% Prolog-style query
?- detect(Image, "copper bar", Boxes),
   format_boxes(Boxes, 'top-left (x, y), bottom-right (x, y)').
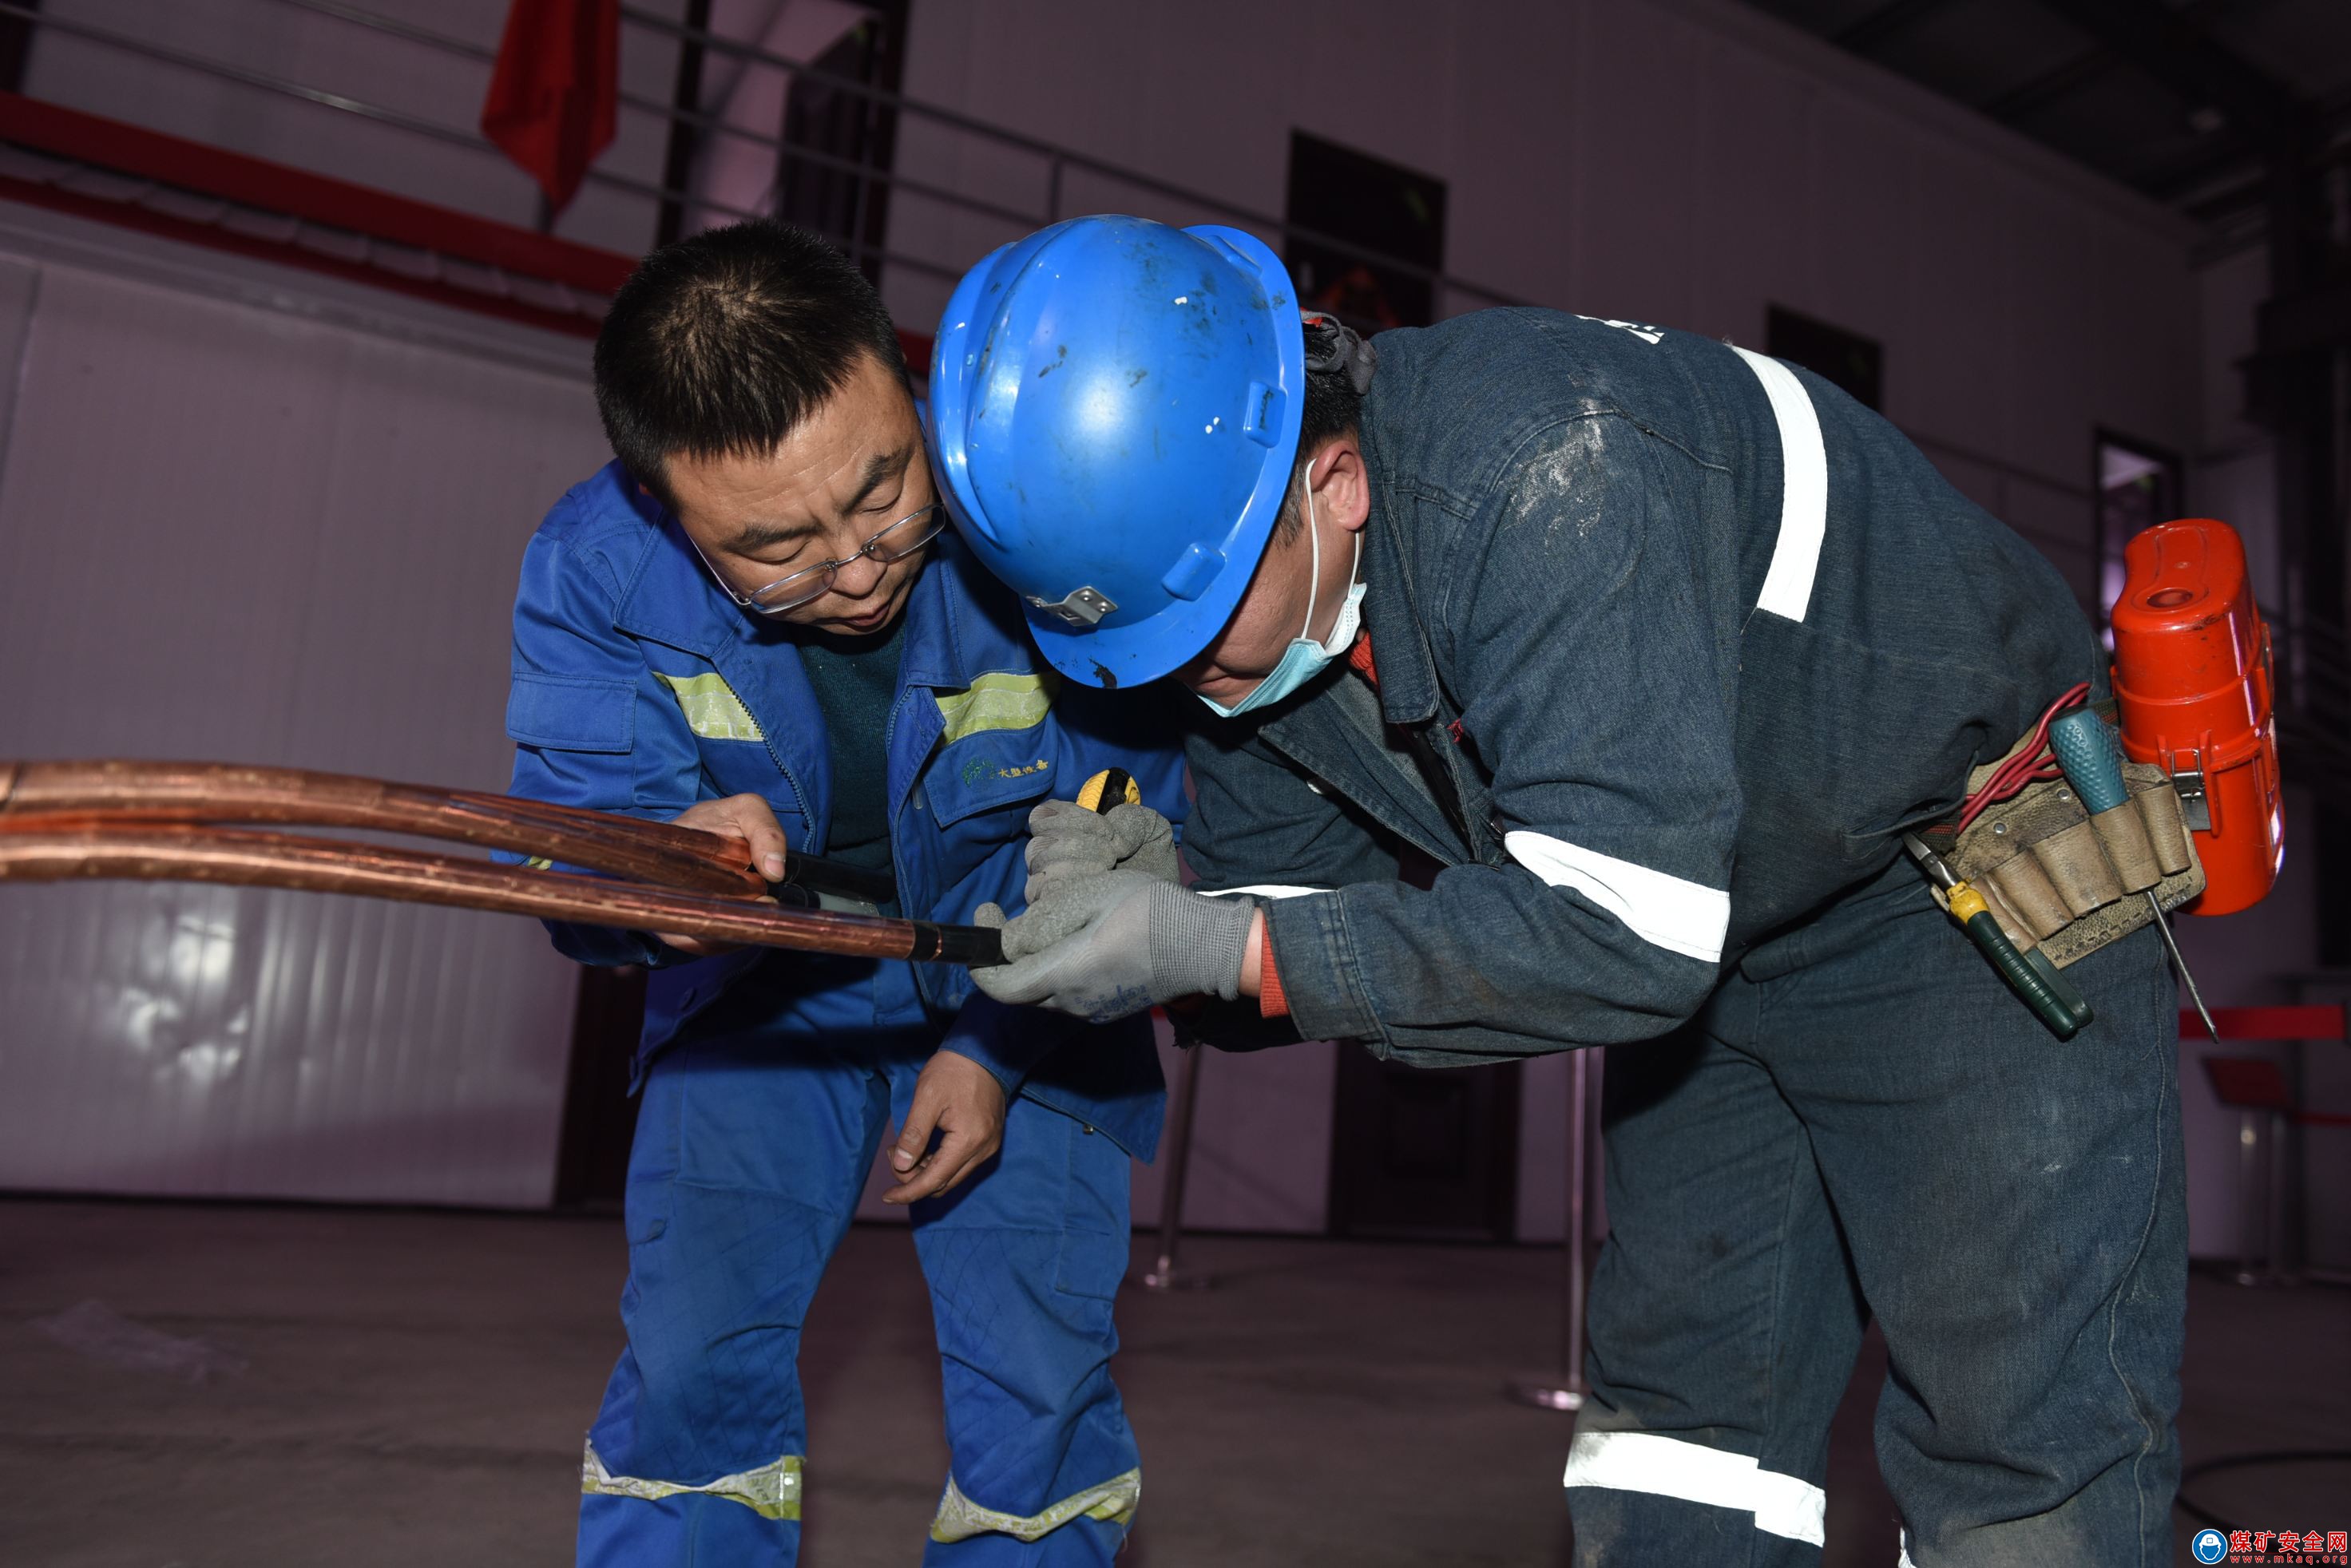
top-left (0, 823), bottom-right (1002, 966)
top-left (2, 759), bottom-right (761, 893)
top-left (0, 760), bottom-right (903, 902)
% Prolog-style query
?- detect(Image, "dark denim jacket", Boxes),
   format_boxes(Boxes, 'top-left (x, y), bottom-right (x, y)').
top-left (1181, 309), bottom-right (2100, 1067)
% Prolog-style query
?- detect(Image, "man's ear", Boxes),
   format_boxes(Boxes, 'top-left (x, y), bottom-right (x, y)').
top-left (1314, 438), bottom-right (1371, 535)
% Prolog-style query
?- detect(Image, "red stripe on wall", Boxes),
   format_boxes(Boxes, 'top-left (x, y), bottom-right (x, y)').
top-left (0, 93), bottom-right (943, 366)
top-left (2183, 1005), bottom-right (2347, 1041)
top-left (0, 91), bottom-right (634, 294)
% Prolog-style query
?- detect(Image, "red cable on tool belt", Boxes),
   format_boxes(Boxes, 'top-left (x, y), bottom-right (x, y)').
top-left (1949, 682), bottom-right (2091, 836)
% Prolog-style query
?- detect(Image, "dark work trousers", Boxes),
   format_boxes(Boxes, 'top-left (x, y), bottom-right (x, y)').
top-left (1565, 858), bottom-right (2185, 1568)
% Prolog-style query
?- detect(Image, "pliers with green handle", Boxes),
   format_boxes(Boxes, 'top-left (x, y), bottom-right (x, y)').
top-left (1903, 832), bottom-right (2094, 1040)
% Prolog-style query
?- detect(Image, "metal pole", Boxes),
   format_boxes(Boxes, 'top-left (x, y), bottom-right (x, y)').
top-left (1506, 1048), bottom-right (1595, 1410)
top-left (2234, 1107), bottom-right (2266, 1285)
top-left (2263, 1107), bottom-right (2300, 1286)
top-left (1140, 1041), bottom-right (1213, 1292)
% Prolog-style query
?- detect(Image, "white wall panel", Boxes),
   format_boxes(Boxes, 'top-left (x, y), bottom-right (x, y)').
top-left (2198, 247), bottom-right (2270, 457)
top-left (890, 0), bottom-right (2196, 506)
top-left (1692, 35), bottom-right (1814, 344)
top-left (1572, 2), bottom-right (1708, 332)
top-left (1897, 145), bottom-right (2014, 459)
top-left (0, 230), bottom-right (611, 1206)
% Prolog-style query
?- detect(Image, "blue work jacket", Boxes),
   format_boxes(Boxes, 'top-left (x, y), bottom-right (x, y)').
top-left (505, 461), bottom-right (1181, 1158)
top-left (1180, 309), bottom-right (2102, 1067)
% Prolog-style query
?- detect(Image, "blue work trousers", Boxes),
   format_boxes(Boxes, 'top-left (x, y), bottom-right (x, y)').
top-left (1567, 865), bottom-right (2186, 1567)
top-left (577, 1025), bottom-right (1139, 1566)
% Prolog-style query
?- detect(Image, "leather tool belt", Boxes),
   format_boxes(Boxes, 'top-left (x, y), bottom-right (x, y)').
top-left (1929, 729), bottom-right (2205, 969)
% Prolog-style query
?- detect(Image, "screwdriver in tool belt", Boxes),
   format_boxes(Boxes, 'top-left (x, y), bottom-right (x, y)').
top-left (2047, 707), bottom-right (2220, 1044)
top-left (1905, 832), bottom-right (2094, 1040)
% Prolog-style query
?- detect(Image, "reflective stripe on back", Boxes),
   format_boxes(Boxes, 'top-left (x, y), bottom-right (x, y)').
top-left (1730, 346), bottom-right (1828, 624)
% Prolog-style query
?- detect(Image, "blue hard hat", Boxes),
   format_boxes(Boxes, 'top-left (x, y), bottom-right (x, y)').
top-left (928, 215), bottom-right (1306, 689)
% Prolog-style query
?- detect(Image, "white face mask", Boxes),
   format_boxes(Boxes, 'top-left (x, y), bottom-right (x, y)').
top-left (1196, 481), bottom-right (1365, 719)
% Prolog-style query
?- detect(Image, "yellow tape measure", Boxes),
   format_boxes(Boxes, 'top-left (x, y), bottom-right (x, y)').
top-left (1075, 768), bottom-right (1141, 814)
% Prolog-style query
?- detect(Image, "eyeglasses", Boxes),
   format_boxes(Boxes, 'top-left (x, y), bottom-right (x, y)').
top-left (688, 502), bottom-right (947, 616)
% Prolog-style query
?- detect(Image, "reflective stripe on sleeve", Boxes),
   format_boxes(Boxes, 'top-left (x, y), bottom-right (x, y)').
top-left (930, 1467), bottom-right (1140, 1544)
top-left (652, 671), bottom-right (766, 742)
top-left (1730, 346), bottom-right (1828, 624)
top-left (1561, 1431), bottom-right (1825, 1546)
top-left (1503, 830), bottom-right (1730, 964)
top-left (581, 1439), bottom-right (802, 1521)
top-left (934, 671), bottom-right (1058, 744)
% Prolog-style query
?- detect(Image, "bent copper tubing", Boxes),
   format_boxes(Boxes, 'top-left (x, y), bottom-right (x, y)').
top-left (0, 823), bottom-right (1004, 967)
top-left (0, 758), bottom-right (896, 906)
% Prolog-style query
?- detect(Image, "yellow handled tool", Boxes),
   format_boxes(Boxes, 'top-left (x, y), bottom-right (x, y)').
top-left (1075, 767), bottom-right (1140, 814)
top-left (1906, 833), bottom-right (2095, 1040)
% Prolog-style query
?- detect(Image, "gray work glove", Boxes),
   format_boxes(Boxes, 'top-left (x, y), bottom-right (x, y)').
top-left (972, 870), bottom-right (1257, 1024)
top-left (1020, 799), bottom-right (1180, 901)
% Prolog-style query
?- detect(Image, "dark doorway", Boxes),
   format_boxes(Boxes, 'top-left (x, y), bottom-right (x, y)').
top-left (771, 0), bottom-right (906, 286)
top-left (553, 964), bottom-right (646, 1209)
top-left (2093, 431), bottom-right (2184, 635)
top-left (1766, 305), bottom-right (1883, 411)
top-left (1329, 1051), bottom-right (1522, 1241)
top-left (0, 0), bottom-right (36, 95)
top-left (1285, 131), bottom-right (1446, 332)
top-left (1326, 848), bottom-right (1520, 1242)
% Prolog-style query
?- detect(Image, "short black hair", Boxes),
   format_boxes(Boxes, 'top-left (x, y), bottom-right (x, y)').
top-left (593, 220), bottom-right (906, 512)
top-left (1275, 362), bottom-right (1365, 541)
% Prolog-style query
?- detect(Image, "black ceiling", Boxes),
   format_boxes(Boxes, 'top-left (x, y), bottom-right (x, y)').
top-left (1734, 0), bottom-right (2351, 244)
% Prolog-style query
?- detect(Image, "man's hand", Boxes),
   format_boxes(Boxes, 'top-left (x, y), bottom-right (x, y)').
top-left (882, 1049), bottom-right (1006, 1204)
top-left (1021, 799), bottom-right (1179, 900)
top-left (971, 871), bottom-right (1258, 1023)
top-left (655, 794), bottom-right (789, 956)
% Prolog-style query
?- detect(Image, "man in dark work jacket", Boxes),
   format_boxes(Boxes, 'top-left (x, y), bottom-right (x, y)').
top-left (926, 215), bottom-right (2183, 1568)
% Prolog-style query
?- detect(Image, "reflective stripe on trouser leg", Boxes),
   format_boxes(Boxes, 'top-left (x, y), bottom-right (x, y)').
top-left (1562, 1431), bottom-right (1826, 1546)
top-left (582, 1438), bottom-right (803, 1521)
top-left (931, 1468), bottom-right (1140, 1545)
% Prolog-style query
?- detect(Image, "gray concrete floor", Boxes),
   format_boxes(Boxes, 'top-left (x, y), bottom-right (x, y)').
top-left (0, 1200), bottom-right (2343, 1566)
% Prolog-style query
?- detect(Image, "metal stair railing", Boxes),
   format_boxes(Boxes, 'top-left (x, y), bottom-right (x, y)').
top-left (2277, 608), bottom-right (2351, 810)
top-left (0, 0), bottom-right (1524, 315)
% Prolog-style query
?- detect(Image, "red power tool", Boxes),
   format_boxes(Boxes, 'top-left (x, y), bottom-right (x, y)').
top-left (2107, 518), bottom-right (2285, 916)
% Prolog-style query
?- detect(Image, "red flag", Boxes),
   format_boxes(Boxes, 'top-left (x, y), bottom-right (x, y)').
top-left (481, 0), bottom-right (620, 214)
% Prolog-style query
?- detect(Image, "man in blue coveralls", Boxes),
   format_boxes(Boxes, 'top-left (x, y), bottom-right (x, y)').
top-left (502, 220), bottom-right (1183, 1566)
top-left (929, 217), bottom-right (2185, 1568)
